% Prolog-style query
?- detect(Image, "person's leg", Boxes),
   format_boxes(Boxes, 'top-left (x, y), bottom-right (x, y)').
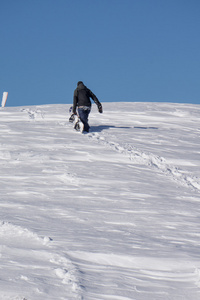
top-left (78, 108), bottom-right (90, 132)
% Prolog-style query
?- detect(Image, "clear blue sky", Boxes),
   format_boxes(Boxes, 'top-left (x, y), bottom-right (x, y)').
top-left (1, 0), bottom-right (200, 107)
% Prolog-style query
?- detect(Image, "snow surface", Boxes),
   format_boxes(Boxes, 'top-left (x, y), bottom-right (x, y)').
top-left (0, 102), bottom-right (200, 300)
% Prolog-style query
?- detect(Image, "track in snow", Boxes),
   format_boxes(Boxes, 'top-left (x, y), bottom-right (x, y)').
top-left (88, 131), bottom-right (200, 192)
top-left (0, 221), bottom-right (83, 300)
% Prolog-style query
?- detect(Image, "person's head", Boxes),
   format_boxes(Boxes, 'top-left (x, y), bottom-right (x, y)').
top-left (77, 81), bottom-right (83, 86)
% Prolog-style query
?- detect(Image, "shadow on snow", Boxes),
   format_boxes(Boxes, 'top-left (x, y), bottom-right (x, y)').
top-left (90, 125), bottom-right (158, 132)
top-left (134, 126), bottom-right (158, 130)
top-left (90, 125), bottom-right (131, 132)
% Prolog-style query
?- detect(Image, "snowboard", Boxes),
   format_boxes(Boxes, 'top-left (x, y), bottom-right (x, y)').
top-left (69, 107), bottom-right (84, 133)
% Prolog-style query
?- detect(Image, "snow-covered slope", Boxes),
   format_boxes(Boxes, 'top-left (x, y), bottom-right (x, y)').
top-left (0, 102), bottom-right (200, 300)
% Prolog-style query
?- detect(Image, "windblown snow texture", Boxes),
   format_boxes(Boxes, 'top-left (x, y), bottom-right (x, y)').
top-left (0, 102), bottom-right (200, 300)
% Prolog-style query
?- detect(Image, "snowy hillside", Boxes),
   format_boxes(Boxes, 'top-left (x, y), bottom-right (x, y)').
top-left (0, 102), bottom-right (200, 300)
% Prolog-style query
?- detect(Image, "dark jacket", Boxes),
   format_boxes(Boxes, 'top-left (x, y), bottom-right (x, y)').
top-left (73, 82), bottom-right (102, 114)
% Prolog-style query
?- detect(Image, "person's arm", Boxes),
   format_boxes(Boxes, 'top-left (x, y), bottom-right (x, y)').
top-left (88, 89), bottom-right (103, 113)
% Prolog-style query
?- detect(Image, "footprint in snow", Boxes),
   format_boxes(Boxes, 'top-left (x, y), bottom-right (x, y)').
top-left (0, 221), bottom-right (82, 300)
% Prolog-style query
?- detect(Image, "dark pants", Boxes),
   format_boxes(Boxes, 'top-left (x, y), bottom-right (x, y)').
top-left (78, 107), bottom-right (91, 132)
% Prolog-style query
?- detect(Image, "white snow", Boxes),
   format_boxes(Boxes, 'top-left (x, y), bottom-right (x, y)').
top-left (0, 102), bottom-right (200, 300)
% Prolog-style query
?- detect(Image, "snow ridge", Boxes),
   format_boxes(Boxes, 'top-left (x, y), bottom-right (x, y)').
top-left (88, 132), bottom-right (200, 192)
top-left (0, 221), bottom-right (83, 300)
